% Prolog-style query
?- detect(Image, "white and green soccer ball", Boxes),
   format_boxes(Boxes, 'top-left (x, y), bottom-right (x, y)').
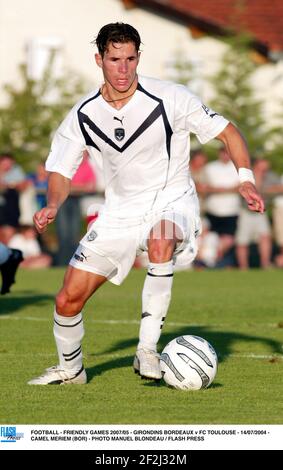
top-left (160, 335), bottom-right (218, 390)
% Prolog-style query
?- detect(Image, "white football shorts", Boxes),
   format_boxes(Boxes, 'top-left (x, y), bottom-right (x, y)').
top-left (70, 190), bottom-right (201, 285)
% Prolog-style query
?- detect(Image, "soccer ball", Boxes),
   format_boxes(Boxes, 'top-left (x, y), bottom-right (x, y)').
top-left (160, 335), bottom-right (218, 390)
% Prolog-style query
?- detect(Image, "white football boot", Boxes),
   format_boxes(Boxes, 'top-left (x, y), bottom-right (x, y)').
top-left (28, 365), bottom-right (87, 385)
top-left (133, 349), bottom-right (162, 380)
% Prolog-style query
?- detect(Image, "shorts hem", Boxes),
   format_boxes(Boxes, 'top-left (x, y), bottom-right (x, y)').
top-left (78, 243), bottom-right (124, 285)
top-left (69, 260), bottom-right (109, 278)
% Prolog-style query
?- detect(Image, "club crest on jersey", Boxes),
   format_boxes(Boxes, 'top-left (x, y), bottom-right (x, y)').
top-left (114, 128), bottom-right (125, 141)
top-left (87, 230), bottom-right (97, 241)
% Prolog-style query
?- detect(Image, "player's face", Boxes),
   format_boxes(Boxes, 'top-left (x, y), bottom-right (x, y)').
top-left (95, 41), bottom-right (140, 93)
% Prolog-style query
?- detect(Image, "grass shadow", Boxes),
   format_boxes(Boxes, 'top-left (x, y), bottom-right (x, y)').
top-left (0, 293), bottom-right (54, 315)
top-left (85, 324), bottom-right (282, 382)
top-left (102, 325), bottom-right (282, 363)
top-left (86, 355), bottom-right (133, 382)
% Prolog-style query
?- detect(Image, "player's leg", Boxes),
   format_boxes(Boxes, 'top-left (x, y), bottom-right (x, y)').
top-left (134, 220), bottom-right (180, 380)
top-left (235, 244), bottom-right (249, 269)
top-left (28, 248), bottom-right (116, 385)
top-left (273, 205), bottom-right (283, 267)
top-left (53, 265), bottom-right (108, 381)
top-left (258, 234), bottom-right (272, 269)
top-left (235, 210), bottom-right (251, 270)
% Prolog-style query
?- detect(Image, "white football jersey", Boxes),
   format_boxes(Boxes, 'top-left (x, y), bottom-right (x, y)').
top-left (46, 75), bottom-right (228, 216)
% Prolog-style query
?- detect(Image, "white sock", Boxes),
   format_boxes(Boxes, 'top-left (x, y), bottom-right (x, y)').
top-left (137, 260), bottom-right (173, 352)
top-left (53, 310), bottom-right (84, 374)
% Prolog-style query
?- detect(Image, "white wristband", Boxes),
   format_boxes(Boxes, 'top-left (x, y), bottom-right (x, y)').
top-left (238, 168), bottom-right (255, 184)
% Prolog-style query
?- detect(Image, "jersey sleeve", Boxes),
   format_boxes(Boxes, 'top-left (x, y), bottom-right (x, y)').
top-left (175, 85), bottom-right (229, 144)
top-left (45, 106), bottom-right (86, 179)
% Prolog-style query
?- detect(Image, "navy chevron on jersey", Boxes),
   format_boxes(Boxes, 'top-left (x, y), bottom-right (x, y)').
top-left (46, 75), bottom-right (229, 216)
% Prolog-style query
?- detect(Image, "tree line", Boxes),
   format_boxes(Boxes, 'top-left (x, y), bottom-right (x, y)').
top-left (0, 37), bottom-right (282, 172)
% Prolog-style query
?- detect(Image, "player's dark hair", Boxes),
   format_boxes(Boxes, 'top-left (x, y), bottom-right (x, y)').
top-left (94, 22), bottom-right (141, 57)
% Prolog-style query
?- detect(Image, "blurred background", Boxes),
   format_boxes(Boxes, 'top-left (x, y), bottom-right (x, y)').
top-left (1, 0), bottom-right (283, 269)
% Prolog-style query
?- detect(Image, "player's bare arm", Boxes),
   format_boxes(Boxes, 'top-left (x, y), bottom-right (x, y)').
top-left (33, 172), bottom-right (71, 233)
top-left (216, 122), bottom-right (265, 213)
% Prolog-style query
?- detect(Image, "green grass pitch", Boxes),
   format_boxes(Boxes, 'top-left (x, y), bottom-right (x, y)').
top-left (0, 268), bottom-right (282, 424)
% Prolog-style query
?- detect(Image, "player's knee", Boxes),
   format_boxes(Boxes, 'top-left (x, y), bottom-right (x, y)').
top-left (55, 290), bottom-right (84, 316)
top-left (148, 239), bottom-right (175, 263)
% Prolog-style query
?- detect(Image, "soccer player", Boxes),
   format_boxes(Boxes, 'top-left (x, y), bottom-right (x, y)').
top-left (0, 242), bottom-right (23, 295)
top-left (28, 22), bottom-right (264, 385)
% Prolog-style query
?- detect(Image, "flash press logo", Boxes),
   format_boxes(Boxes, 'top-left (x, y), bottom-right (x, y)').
top-left (0, 426), bottom-right (24, 442)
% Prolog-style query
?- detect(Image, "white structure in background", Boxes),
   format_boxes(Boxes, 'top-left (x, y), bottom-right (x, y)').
top-left (165, 52), bottom-right (204, 96)
top-left (0, 0), bottom-right (282, 118)
top-left (26, 37), bottom-right (63, 81)
top-left (26, 37), bottom-right (63, 103)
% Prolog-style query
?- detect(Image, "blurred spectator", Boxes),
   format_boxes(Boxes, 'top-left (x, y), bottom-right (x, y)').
top-left (273, 182), bottom-right (283, 267)
top-left (0, 153), bottom-right (26, 188)
top-left (8, 225), bottom-right (52, 269)
top-left (203, 147), bottom-right (240, 267)
top-left (235, 158), bottom-right (278, 269)
top-left (0, 153), bottom-right (27, 242)
top-left (257, 163), bottom-right (283, 268)
top-left (0, 241), bottom-right (23, 294)
top-left (55, 151), bottom-right (97, 265)
top-left (28, 162), bottom-right (48, 209)
top-left (190, 149), bottom-right (208, 215)
top-left (19, 183), bottom-right (37, 226)
top-left (194, 217), bottom-right (220, 269)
